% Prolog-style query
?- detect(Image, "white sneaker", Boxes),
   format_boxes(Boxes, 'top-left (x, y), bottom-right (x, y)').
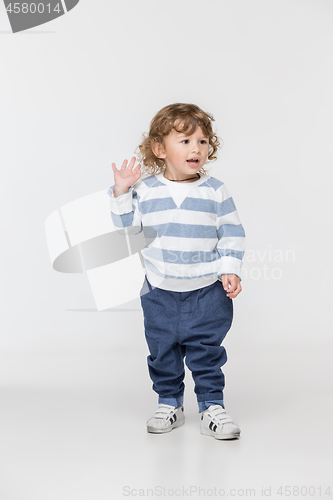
top-left (147, 404), bottom-right (185, 434)
top-left (200, 404), bottom-right (241, 440)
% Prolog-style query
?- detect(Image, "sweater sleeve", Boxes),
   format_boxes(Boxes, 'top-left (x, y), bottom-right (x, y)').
top-left (107, 185), bottom-right (143, 235)
top-left (216, 183), bottom-right (246, 281)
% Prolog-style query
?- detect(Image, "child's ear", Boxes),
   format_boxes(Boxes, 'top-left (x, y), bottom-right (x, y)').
top-left (152, 142), bottom-right (166, 159)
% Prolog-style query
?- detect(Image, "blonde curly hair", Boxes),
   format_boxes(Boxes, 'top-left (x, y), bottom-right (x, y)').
top-left (136, 103), bottom-right (222, 178)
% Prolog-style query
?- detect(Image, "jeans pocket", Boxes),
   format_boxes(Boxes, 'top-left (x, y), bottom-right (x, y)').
top-left (140, 285), bottom-right (163, 320)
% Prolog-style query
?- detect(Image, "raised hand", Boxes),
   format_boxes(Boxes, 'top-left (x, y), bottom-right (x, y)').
top-left (111, 157), bottom-right (142, 196)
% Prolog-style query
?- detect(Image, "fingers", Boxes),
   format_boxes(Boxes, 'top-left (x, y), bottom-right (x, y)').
top-left (221, 275), bottom-right (229, 290)
top-left (117, 157), bottom-right (139, 171)
top-left (221, 274), bottom-right (242, 299)
top-left (128, 156), bottom-right (136, 169)
top-left (226, 282), bottom-right (242, 298)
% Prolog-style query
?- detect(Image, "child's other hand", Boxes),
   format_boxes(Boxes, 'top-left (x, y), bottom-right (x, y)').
top-left (111, 156), bottom-right (141, 190)
top-left (221, 274), bottom-right (242, 298)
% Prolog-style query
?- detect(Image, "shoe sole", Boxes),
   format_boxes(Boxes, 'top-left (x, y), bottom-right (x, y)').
top-left (147, 417), bottom-right (185, 434)
top-left (200, 426), bottom-right (240, 440)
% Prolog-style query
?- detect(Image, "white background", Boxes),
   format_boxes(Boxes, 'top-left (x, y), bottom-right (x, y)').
top-left (0, 1), bottom-right (332, 499)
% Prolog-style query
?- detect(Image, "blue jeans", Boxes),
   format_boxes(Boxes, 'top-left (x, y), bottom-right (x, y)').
top-left (140, 276), bottom-right (233, 412)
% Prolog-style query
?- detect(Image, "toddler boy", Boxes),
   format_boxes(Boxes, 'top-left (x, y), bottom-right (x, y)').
top-left (108, 103), bottom-right (245, 439)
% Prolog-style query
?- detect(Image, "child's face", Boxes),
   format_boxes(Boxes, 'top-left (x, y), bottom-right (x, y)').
top-left (154, 123), bottom-right (209, 179)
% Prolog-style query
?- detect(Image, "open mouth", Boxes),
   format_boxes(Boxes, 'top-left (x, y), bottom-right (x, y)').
top-left (187, 158), bottom-right (199, 164)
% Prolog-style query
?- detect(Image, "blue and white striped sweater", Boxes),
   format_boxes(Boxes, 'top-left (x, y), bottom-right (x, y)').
top-left (107, 172), bottom-right (246, 292)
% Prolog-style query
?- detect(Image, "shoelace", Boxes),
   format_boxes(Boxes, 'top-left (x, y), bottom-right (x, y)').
top-left (154, 404), bottom-right (176, 420)
top-left (206, 405), bottom-right (234, 426)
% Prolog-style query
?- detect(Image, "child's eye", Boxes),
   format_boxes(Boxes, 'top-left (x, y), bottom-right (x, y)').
top-left (181, 139), bottom-right (208, 144)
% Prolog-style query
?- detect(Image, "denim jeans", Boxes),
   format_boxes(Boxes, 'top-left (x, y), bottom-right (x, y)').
top-left (140, 276), bottom-right (233, 412)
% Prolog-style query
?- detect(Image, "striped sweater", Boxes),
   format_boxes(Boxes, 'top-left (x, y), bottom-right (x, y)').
top-left (107, 171), bottom-right (246, 292)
